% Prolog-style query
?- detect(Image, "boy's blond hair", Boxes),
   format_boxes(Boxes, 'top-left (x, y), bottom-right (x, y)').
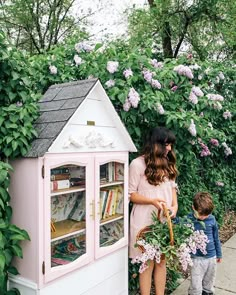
top-left (193, 192), bottom-right (214, 216)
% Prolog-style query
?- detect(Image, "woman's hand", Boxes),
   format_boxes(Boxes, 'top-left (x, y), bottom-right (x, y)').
top-left (169, 205), bottom-right (178, 218)
top-left (151, 198), bottom-right (166, 210)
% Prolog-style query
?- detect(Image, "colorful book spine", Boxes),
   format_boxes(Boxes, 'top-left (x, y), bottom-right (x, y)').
top-left (51, 179), bottom-right (70, 191)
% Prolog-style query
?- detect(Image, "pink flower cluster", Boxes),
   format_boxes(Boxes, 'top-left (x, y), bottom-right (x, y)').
top-left (131, 239), bottom-right (162, 273)
top-left (188, 86), bottom-right (204, 105)
top-left (210, 139), bottom-right (219, 146)
top-left (123, 88), bottom-right (140, 111)
top-left (106, 61), bottom-right (119, 74)
top-left (174, 65), bottom-right (194, 79)
top-left (142, 69), bottom-right (161, 89)
top-left (206, 93), bottom-right (224, 101)
top-left (200, 142), bottom-right (211, 157)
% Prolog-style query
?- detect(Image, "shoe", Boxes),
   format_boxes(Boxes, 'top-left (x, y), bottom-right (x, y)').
top-left (202, 292), bottom-right (213, 295)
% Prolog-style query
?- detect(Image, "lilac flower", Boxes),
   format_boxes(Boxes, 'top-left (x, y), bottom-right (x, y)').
top-left (174, 65), bottom-right (194, 79)
top-left (189, 64), bottom-right (201, 70)
top-left (171, 85), bottom-right (178, 92)
top-left (188, 230), bottom-right (209, 255)
top-left (206, 93), bottom-right (224, 101)
top-left (123, 98), bottom-right (131, 112)
top-left (223, 111), bottom-right (232, 119)
top-left (123, 68), bottom-right (133, 79)
top-left (16, 101), bottom-right (23, 107)
top-left (105, 79), bottom-right (115, 88)
top-left (216, 181), bottom-right (224, 187)
top-left (189, 92), bottom-right (198, 104)
top-left (106, 61), bottom-right (119, 74)
top-left (151, 79), bottom-right (162, 89)
top-left (192, 86), bottom-right (204, 97)
top-left (199, 112), bottom-right (204, 117)
top-left (188, 119), bottom-right (197, 136)
top-left (213, 102), bottom-right (223, 110)
top-left (200, 143), bottom-right (211, 157)
top-left (74, 55), bottom-right (83, 66)
top-left (218, 72), bottom-right (225, 80)
top-left (75, 41), bottom-right (93, 53)
top-left (156, 103), bottom-right (165, 114)
top-left (198, 75), bottom-right (203, 80)
top-left (210, 139), bottom-right (219, 146)
top-left (49, 65), bottom-right (57, 75)
top-left (222, 142), bottom-right (232, 156)
top-left (150, 59), bottom-right (163, 68)
top-left (208, 123), bottom-right (213, 130)
top-left (128, 88), bottom-right (140, 108)
top-left (142, 69), bottom-right (153, 83)
top-left (177, 243), bottom-right (193, 271)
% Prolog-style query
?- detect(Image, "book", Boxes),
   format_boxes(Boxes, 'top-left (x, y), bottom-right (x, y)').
top-left (100, 189), bottom-right (109, 219)
top-left (50, 173), bottom-right (70, 181)
top-left (115, 186), bottom-right (124, 214)
top-left (70, 177), bottom-right (85, 187)
top-left (114, 162), bottom-right (124, 181)
top-left (103, 190), bottom-right (113, 219)
top-left (111, 188), bottom-right (119, 215)
top-left (51, 179), bottom-right (70, 191)
top-left (51, 167), bottom-right (69, 175)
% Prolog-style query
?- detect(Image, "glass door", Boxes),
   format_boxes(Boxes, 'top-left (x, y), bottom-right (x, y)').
top-left (44, 155), bottom-right (94, 282)
top-left (95, 154), bottom-right (128, 259)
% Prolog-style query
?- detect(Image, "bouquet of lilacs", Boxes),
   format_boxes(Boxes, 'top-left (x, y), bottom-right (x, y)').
top-left (131, 212), bottom-right (209, 273)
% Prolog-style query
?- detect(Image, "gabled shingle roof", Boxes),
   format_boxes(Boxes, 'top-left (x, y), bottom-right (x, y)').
top-left (26, 78), bottom-right (98, 157)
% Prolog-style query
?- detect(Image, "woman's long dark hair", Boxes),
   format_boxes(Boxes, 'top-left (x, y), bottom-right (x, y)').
top-left (142, 126), bottom-right (178, 185)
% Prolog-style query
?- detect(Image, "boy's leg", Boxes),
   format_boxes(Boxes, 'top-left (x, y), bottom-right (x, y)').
top-left (202, 257), bottom-right (217, 294)
top-left (188, 258), bottom-right (207, 295)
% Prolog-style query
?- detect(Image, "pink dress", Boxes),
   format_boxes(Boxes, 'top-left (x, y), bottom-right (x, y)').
top-left (129, 156), bottom-right (178, 259)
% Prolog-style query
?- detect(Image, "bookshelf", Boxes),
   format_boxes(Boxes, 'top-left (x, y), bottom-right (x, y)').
top-left (8, 79), bottom-right (136, 295)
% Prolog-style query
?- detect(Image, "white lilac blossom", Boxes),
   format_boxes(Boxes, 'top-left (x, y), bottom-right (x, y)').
top-left (189, 64), bottom-right (201, 70)
top-left (123, 68), bottom-right (133, 79)
top-left (156, 103), bottom-right (165, 114)
top-left (74, 55), bottom-right (83, 66)
top-left (174, 65), bottom-right (194, 79)
top-left (208, 123), bottom-right (213, 130)
top-left (218, 72), bottom-right (225, 80)
top-left (198, 75), bottom-right (203, 80)
top-left (128, 88), bottom-right (140, 108)
top-left (123, 98), bottom-right (131, 112)
top-left (213, 102), bottom-right (223, 110)
top-left (177, 243), bottom-right (193, 271)
top-left (188, 230), bottom-right (209, 255)
top-left (105, 79), bottom-right (115, 88)
top-left (188, 92), bottom-right (198, 104)
top-left (106, 61), bottom-right (119, 74)
top-left (131, 239), bottom-right (162, 273)
top-left (210, 139), bottom-right (219, 146)
top-left (204, 68), bottom-right (211, 74)
top-left (216, 181), bottom-right (224, 187)
top-left (16, 101), bottom-right (23, 107)
top-left (74, 41), bottom-right (93, 53)
top-left (222, 142), bottom-right (232, 156)
top-left (200, 143), bottom-right (211, 157)
top-left (188, 119), bottom-right (197, 136)
top-left (192, 86), bottom-right (204, 97)
top-left (49, 65), bottom-right (57, 75)
top-left (223, 111), bottom-right (232, 119)
top-left (206, 93), bottom-right (224, 101)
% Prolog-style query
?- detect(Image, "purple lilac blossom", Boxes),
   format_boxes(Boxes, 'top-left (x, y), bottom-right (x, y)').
top-left (171, 85), bottom-right (178, 91)
top-left (174, 65), bottom-right (194, 79)
top-left (128, 88), bottom-right (140, 108)
top-left (150, 59), bottom-right (163, 68)
top-left (74, 42), bottom-right (93, 53)
top-left (142, 69), bottom-right (153, 83)
top-left (123, 98), bottom-right (131, 112)
top-left (206, 93), bottom-right (224, 101)
top-left (151, 79), bottom-right (162, 89)
top-left (189, 92), bottom-right (198, 104)
top-left (210, 139), bottom-right (219, 146)
top-left (106, 61), bottom-right (119, 74)
top-left (192, 86), bottom-right (204, 97)
top-left (123, 68), bottom-right (133, 79)
top-left (200, 143), bottom-right (211, 157)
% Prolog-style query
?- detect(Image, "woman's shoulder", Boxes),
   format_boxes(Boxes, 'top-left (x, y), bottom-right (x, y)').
top-left (130, 156), bottom-right (145, 169)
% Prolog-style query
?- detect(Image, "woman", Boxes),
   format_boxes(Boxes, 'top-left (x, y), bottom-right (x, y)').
top-left (129, 126), bottom-right (178, 295)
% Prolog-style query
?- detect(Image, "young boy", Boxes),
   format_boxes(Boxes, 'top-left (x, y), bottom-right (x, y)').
top-left (188, 192), bottom-right (222, 295)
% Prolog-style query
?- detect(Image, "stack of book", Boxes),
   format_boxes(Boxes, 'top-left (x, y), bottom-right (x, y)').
top-left (51, 167), bottom-right (70, 191)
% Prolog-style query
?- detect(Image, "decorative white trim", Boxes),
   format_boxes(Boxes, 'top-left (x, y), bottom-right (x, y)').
top-left (63, 131), bottom-right (115, 149)
top-left (8, 274), bottom-right (38, 290)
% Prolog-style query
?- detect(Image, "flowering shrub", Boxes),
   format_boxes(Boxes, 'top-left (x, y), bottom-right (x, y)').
top-left (131, 213), bottom-right (209, 274)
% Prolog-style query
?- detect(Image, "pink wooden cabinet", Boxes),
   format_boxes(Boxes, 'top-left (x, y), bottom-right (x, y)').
top-left (9, 79), bottom-right (136, 295)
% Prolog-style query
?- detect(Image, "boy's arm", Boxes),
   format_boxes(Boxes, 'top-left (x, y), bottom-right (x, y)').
top-left (213, 218), bottom-right (222, 261)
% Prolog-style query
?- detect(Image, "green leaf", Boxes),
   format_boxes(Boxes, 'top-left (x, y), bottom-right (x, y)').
top-left (11, 245), bottom-right (23, 258)
top-left (7, 266), bottom-right (19, 276)
top-left (0, 253), bottom-right (6, 270)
